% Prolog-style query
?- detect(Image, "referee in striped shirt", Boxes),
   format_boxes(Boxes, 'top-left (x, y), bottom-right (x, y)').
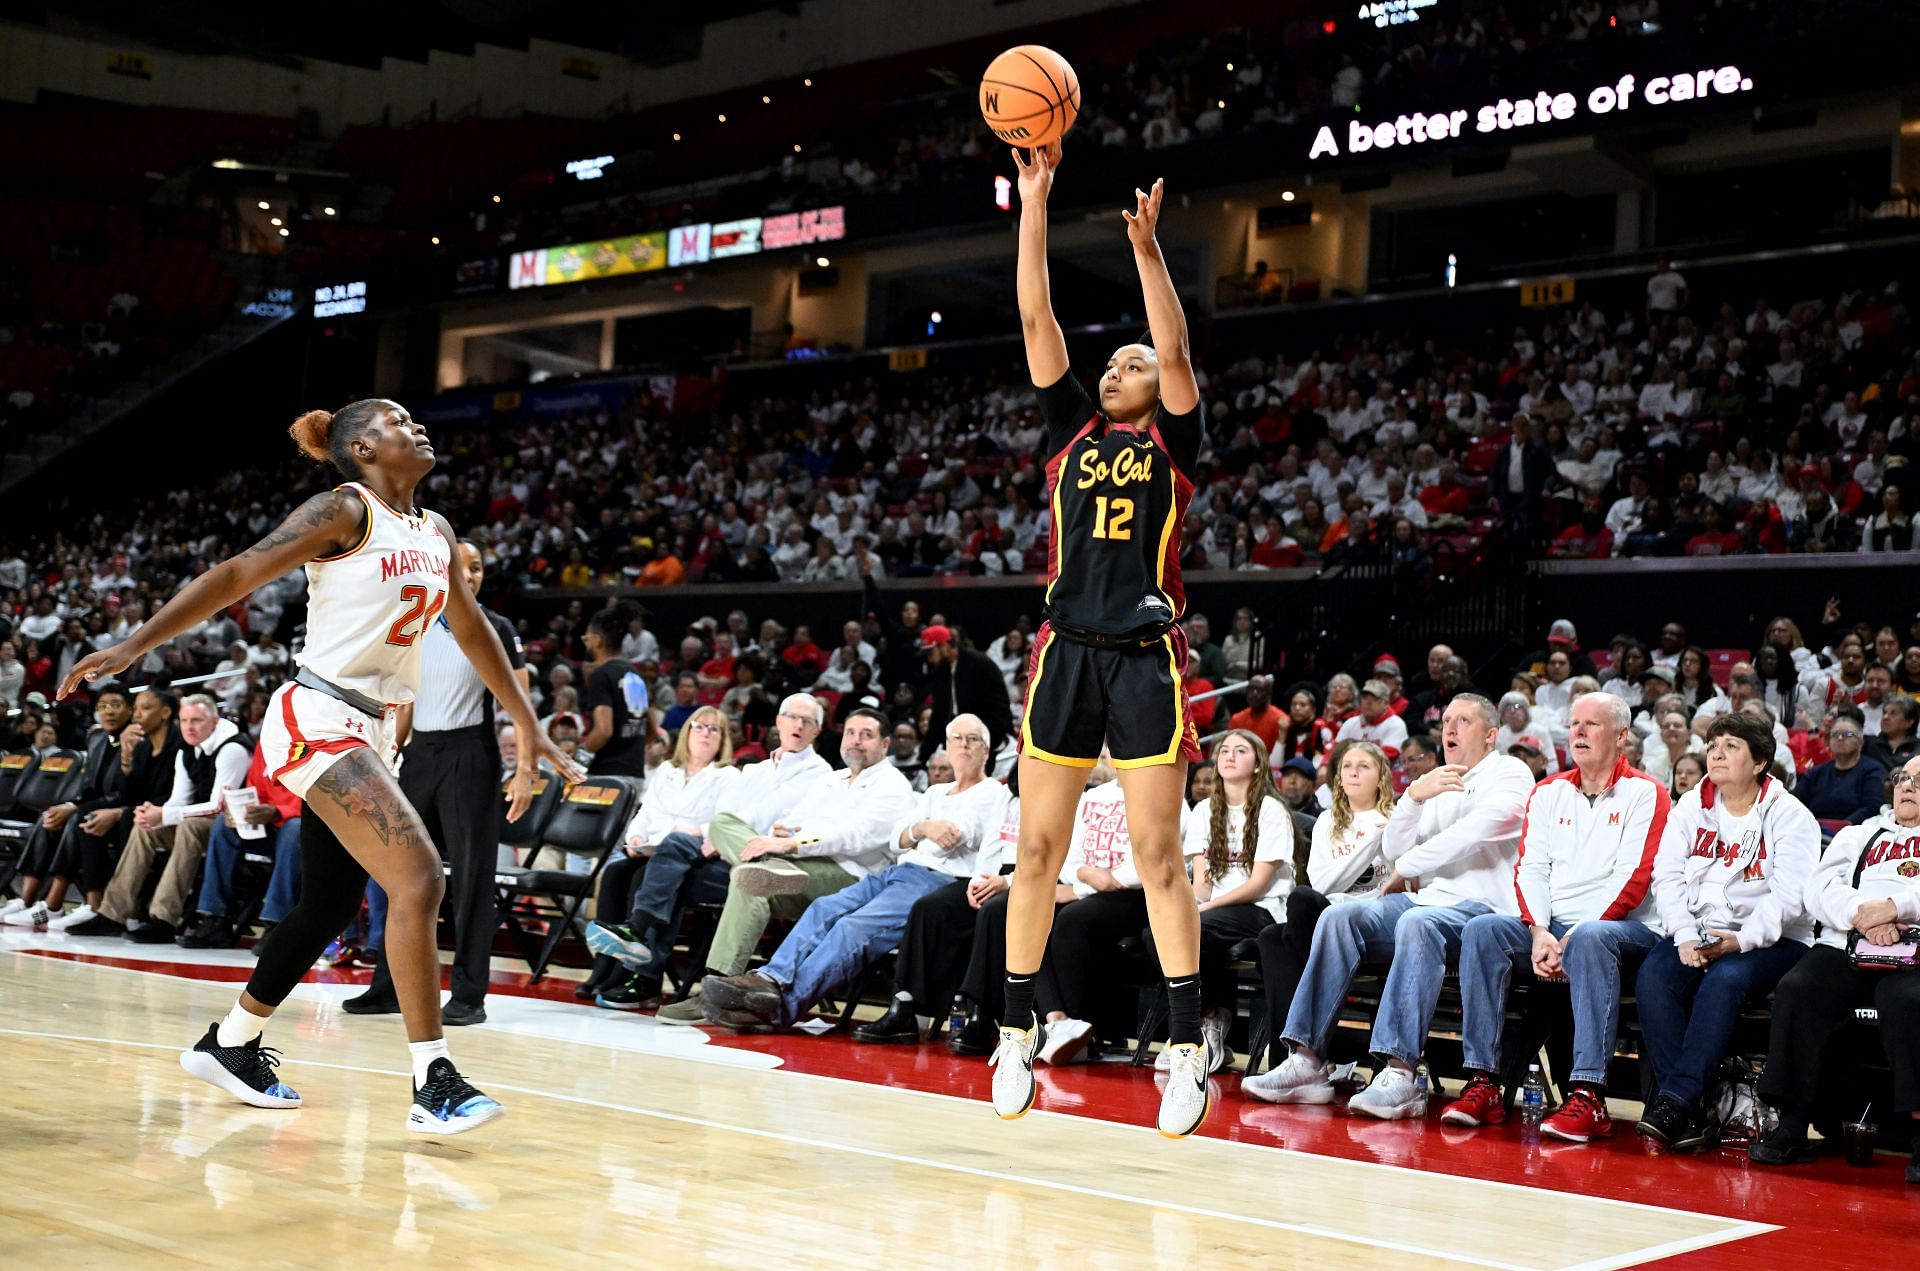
top-left (346, 539), bottom-right (527, 1026)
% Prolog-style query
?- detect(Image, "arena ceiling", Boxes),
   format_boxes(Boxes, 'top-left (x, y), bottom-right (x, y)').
top-left (16, 0), bottom-right (804, 68)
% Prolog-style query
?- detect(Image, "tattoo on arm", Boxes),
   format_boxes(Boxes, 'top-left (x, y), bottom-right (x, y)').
top-left (239, 491), bottom-right (359, 562)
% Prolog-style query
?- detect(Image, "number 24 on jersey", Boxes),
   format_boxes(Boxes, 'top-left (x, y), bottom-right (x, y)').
top-left (385, 585), bottom-right (446, 647)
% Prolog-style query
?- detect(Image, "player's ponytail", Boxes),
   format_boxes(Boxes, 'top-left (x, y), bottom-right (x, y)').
top-left (288, 398), bottom-right (390, 479)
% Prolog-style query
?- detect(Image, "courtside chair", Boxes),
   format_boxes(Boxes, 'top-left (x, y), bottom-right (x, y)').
top-left (495, 774), bottom-right (639, 981)
top-left (0, 750), bottom-right (84, 894)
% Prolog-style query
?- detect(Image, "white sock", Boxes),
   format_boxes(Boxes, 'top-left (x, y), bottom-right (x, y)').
top-left (409, 1038), bottom-right (451, 1086)
top-left (216, 1002), bottom-right (269, 1048)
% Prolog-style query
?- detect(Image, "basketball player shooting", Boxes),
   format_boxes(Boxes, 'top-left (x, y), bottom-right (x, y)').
top-left (59, 399), bottom-right (581, 1136)
top-left (991, 140), bottom-right (1211, 1137)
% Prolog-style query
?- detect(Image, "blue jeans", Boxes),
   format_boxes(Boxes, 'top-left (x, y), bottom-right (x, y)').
top-left (1635, 937), bottom-right (1807, 1104)
top-left (194, 817), bottom-right (303, 925)
top-left (366, 881), bottom-right (387, 951)
top-left (1280, 894), bottom-right (1492, 1067)
top-left (759, 862), bottom-right (954, 1027)
top-left (1459, 915), bottom-right (1661, 1087)
top-left (628, 831), bottom-right (706, 925)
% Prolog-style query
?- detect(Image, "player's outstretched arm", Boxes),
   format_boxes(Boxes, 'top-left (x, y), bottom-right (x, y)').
top-left (1012, 141), bottom-right (1069, 388)
top-left (57, 489), bottom-right (364, 699)
top-left (428, 511), bottom-right (583, 814)
top-left (1123, 178), bottom-right (1198, 416)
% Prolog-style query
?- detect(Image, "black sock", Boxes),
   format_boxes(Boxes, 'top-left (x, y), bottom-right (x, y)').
top-left (1002, 974), bottom-right (1036, 1031)
top-left (1166, 975), bottom-right (1202, 1046)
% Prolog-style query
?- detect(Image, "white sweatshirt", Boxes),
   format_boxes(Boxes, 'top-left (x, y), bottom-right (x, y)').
top-left (1805, 813), bottom-right (1920, 950)
top-left (1653, 775), bottom-right (1820, 951)
top-left (1182, 795), bottom-right (1294, 920)
top-left (1383, 751), bottom-right (1534, 914)
top-left (1059, 781), bottom-right (1182, 898)
top-left (1308, 806), bottom-right (1388, 903)
top-left (622, 761), bottom-right (741, 847)
top-left (893, 778), bottom-right (1013, 878)
top-left (976, 796), bottom-right (1020, 877)
top-left (1514, 756), bottom-right (1670, 930)
top-left (780, 761), bottom-right (917, 880)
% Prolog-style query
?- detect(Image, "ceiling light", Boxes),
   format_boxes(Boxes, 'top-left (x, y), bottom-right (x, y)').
top-left (277, 227), bottom-right (289, 237)
top-left (257, 200), bottom-right (270, 210)
top-left (431, 236), bottom-right (441, 245)
top-left (269, 217), bottom-right (282, 226)
top-left (717, 113), bottom-right (727, 123)
top-left (1281, 190), bottom-right (1296, 202)
top-left (323, 206), bottom-right (336, 216)
top-left (491, 194), bottom-right (501, 203)
top-left (672, 132), bottom-right (682, 141)
top-left (815, 256), bottom-right (830, 267)
top-left (761, 95), bottom-right (771, 104)
top-left (803, 78), bottom-right (813, 87)
top-left (1227, 62), bottom-right (1235, 71)
top-left (793, 144), bottom-right (802, 152)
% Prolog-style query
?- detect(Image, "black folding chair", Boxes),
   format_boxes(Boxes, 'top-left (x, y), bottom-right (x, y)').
top-left (0, 752), bottom-right (32, 819)
top-left (494, 774), bottom-right (639, 981)
top-left (0, 750), bottom-right (84, 891)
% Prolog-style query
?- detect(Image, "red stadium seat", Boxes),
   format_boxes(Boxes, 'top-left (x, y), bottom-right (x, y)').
top-left (1707, 649), bottom-right (1746, 688)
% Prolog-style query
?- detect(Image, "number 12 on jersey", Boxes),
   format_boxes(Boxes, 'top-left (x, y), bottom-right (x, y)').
top-left (1092, 495), bottom-right (1134, 541)
top-left (386, 584), bottom-right (447, 647)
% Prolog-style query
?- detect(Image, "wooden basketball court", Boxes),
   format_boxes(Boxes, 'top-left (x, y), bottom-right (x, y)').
top-left (0, 943), bottom-right (1800, 1269)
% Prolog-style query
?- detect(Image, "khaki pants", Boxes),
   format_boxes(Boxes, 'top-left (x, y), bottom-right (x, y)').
top-left (99, 818), bottom-right (214, 927)
top-left (704, 812), bottom-right (855, 977)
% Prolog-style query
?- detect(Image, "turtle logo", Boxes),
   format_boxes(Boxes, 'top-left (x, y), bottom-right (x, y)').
top-left (1900, 860), bottom-right (1919, 878)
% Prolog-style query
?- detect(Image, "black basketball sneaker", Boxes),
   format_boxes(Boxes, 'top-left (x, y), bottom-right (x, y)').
top-left (408, 1057), bottom-right (505, 1136)
top-left (179, 1024), bottom-right (303, 1109)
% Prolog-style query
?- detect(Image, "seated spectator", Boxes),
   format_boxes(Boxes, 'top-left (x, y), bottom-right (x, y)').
top-left (582, 705), bottom-right (742, 1008)
top-left (1254, 740), bottom-right (1393, 1068)
top-left (68, 694), bottom-right (250, 943)
top-left (1495, 690), bottom-right (1559, 775)
top-left (1867, 696), bottom-right (1920, 771)
top-left (1440, 694), bottom-right (1667, 1143)
top-left (1228, 675), bottom-right (1283, 752)
top-left (1334, 678), bottom-right (1409, 757)
top-left (1642, 708), bottom-right (1706, 787)
top-left (1245, 696), bottom-right (1531, 1116)
top-left (1160, 730), bottom-right (1292, 1070)
top-left (0, 686), bottom-right (130, 928)
top-left (689, 708), bottom-right (914, 1026)
top-left (1636, 713), bottom-right (1818, 1150)
top-left (178, 742), bottom-right (306, 948)
top-left (700, 715), bottom-right (1008, 1030)
top-left (1672, 752), bottom-right (1708, 798)
top-left (1750, 753), bottom-right (1920, 1181)
top-left (634, 697), bottom-right (834, 1021)
top-left (1276, 684), bottom-right (1333, 770)
top-left (1795, 707), bottom-right (1887, 823)
top-left (854, 779), bottom-right (1021, 1047)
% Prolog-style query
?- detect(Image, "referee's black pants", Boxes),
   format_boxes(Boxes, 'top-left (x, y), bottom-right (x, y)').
top-left (365, 725), bottom-right (502, 1006)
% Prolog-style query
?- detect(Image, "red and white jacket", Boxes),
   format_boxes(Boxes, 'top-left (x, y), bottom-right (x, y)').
top-left (1514, 755), bottom-right (1670, 930)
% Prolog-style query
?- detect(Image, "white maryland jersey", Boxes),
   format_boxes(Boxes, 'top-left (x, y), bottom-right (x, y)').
top-left (296, 481), bottom-right (452, 707)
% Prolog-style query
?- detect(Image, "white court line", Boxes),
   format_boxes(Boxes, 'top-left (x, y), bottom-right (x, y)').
top-left (2, 952), bottom-right (1777, 1266)
top-left (0, 1023), bottom-right (1767, 1271)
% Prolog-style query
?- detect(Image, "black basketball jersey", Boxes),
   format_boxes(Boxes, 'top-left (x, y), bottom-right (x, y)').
top-left (1036, 370), bottom-right (1202, 638)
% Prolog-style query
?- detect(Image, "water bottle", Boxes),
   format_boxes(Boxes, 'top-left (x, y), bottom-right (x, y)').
top-left (949, 995), bottom-right (968, 1039)
top-left (1520, 1064), bottom-right (1548, 1126)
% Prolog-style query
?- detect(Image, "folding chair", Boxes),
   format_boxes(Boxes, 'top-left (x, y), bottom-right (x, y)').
top-left (0, 750), bottom-right (84, 891)
top-left (0, 752), bottom-right (32, 818)
top-left (494, 774), bottom-right (639, 981)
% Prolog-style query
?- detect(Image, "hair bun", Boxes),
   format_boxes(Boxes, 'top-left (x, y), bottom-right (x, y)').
top-left (288, 409), bottom-right (335, 462)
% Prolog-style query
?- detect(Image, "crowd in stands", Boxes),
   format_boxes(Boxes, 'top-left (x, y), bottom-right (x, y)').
top-left (5, 582), bottom-right (1919, 1175)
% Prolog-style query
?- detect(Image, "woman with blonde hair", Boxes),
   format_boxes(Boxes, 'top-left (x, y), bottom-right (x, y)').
top-left (1166, 729), bottom-right (1294, 1072)
top-left (1248, 740), bottom-right (1394, 1075)
top-left (584, 705), bottom-right (740, 1008)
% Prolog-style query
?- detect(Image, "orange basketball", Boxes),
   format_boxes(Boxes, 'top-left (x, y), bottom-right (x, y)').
top-left (979, 45), bottom-right (1080, 149)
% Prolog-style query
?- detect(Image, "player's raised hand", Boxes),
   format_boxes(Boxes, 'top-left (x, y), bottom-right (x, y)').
top-left (1122, 177), bottom-right (1165, 247)
top-left (58, 644), bottom-right (139, 700)
top-left (1011, 140), bottom-right (1062, 203)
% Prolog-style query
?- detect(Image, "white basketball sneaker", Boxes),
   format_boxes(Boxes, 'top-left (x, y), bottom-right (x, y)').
top-left (989, 1023), bottom-right (1043, 1120)
top-left (1241, 1050), bottom-right (1336, 1104)
top-left (1157, 1041), bottom-right (1213, 1137)
top-left (1348, 1065), bottom-right (1428, 1120)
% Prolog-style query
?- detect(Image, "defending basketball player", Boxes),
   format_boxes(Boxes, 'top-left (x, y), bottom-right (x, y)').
top-left (59, 399), bottom-right (580, 1136)
top-left (992, 140), bottom-right (1211, 1137)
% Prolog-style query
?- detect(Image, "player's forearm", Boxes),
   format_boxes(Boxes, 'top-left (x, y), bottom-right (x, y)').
top-left (1132, 239), bottom-right (1190, 363)
top-left (1016, 199), bottom-right (1054, 327)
